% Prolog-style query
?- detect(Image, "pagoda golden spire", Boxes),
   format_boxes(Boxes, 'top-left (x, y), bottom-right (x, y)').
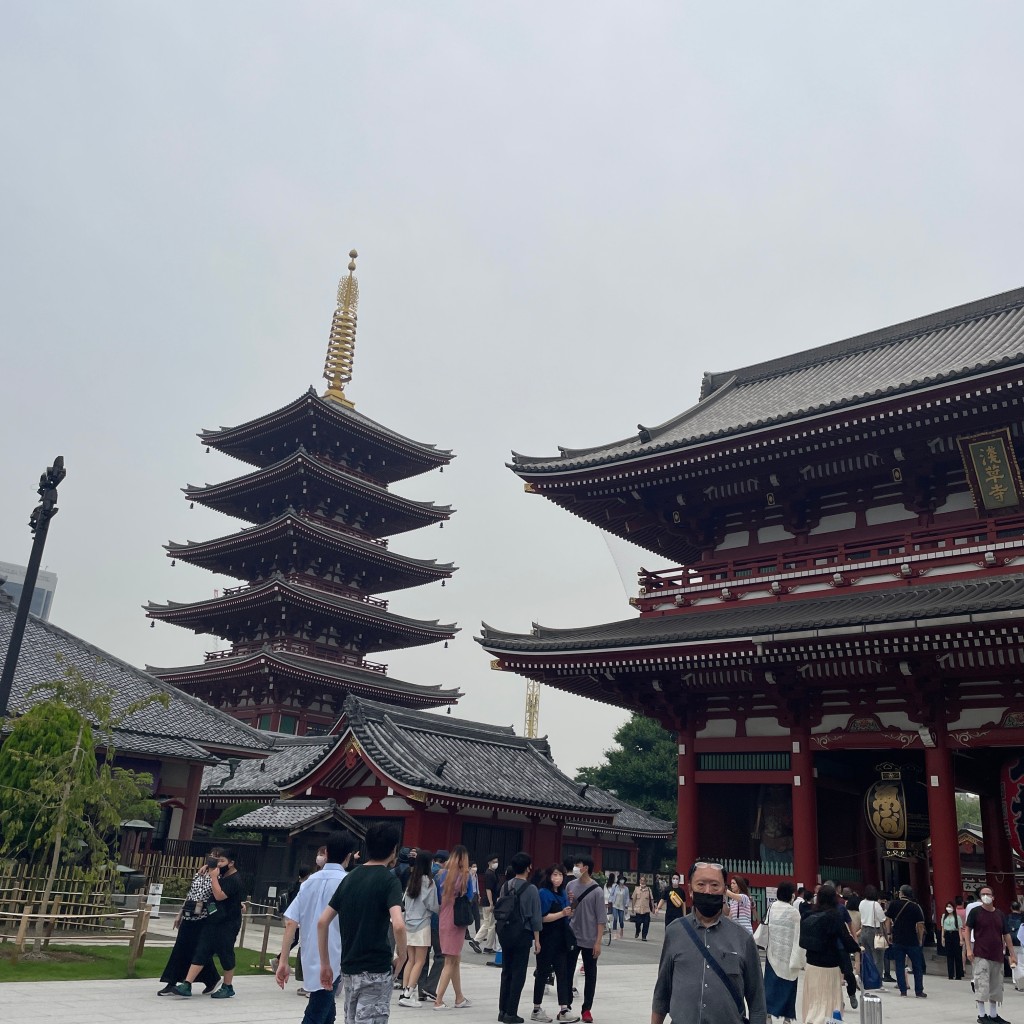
top-left (322, 249), bottom-right (360, 408)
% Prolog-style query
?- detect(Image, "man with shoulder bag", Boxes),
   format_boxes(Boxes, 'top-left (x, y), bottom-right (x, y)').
top-left (885, 884), bottom-right (927, 998)
top-left (565, 857), bottom-right (606, 1024)
top-left (651, 860), bottom-right (766, 1024)
top-left (495, 851), bottom-right (543, 1024)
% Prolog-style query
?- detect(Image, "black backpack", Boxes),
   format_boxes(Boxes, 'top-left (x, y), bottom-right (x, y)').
top-left (494, 879), bottom-right (530, 946)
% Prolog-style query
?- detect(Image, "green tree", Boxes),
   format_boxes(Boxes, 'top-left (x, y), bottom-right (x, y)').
top-left (210, 801), bottom-right (262, 840)
top-left (0, 659), bottom-right (163, 951)
top-left (575, 714), bottom-right (677, 823)
top-left (956, 792), bottom-right (980, 828)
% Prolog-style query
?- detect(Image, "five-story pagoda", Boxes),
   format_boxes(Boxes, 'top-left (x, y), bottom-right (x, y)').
top-left (146, 252), bottom-right (460, 735)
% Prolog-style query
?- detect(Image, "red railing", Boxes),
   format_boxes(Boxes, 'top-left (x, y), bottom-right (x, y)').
top-left (219, 575), bottom-right (388, 609)
top-left (637, 512), bottom-right (1024, 597)
top-left (205, 639), bottom-right (388, 674)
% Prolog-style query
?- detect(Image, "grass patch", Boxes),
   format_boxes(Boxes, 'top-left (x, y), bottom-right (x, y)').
top-left (0, 943), bottom-right (279, 983)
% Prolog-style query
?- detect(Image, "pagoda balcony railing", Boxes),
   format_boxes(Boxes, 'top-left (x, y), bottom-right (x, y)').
top-left (315, 451), bottom-right (386, 488)
top-left (220, 574), bottom-right (389, 609)
top-left (205, 639), bottom-right (388, 674)
top-left (637, 511), bottom-right (1024, 598)
top-left (299, 510), bottom-right (389, 548)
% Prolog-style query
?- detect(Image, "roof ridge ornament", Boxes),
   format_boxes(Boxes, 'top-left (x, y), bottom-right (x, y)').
top-left (323, 250), bottom-right (360, 409)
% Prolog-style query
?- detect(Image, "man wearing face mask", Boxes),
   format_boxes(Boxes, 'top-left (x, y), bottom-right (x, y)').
top-left (965, 886), bottom-right (1017, 1024)
top-left (276, 830), bottom-right (359, 1024)
top-left (475, 855), bottom-right (501, 954)
top-left (651, 861), bottom-right (766, 1024)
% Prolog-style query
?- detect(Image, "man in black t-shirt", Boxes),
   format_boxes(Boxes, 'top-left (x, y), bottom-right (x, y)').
top-left (176, 847), bottom-right (245, 999)
top-left (475, 855), bottom-right (501, 953)
top-left (885, 885), bottom-right (927, 998)
top-left (965, 884), bottom-right (1017, 1023)
top-left (318, 823), bottom-right (406, 1024)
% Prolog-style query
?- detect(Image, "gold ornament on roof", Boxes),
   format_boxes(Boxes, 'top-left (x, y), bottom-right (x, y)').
top-left (323, 249), bottom-right (360, 407)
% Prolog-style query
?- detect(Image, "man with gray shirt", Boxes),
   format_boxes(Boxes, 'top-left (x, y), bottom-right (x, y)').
top-left (566, 856), bottom-right (605, 1024)
top-left (652, 860), bottom-right (766, 1024)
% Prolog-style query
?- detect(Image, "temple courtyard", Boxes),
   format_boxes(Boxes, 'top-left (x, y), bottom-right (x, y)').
top-left (0, 923), bottom-right (1007, 1024)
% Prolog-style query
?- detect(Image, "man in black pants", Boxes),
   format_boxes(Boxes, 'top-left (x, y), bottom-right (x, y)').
top-left (566, 857), bottom-right (605, 1024)
top-left (497, 851), bottom-right (542, 1024)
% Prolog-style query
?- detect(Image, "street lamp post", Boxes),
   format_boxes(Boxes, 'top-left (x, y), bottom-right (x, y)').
top-left (0, 456), bottom-right (66, 720)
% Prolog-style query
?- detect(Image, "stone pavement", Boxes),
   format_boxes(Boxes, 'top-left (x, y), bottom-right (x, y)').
top-left (1, 953), bottom-right (1015, 1024)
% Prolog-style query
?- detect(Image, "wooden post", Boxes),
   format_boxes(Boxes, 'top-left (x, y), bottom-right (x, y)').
top-left (258, 910), bottom-right (272, 969)
top-left (237, 900), bottom-right (249, 950)
top-left (15, 904), bottom-right (33, 952)
top-left (127, 906), bottom-right (151, 975)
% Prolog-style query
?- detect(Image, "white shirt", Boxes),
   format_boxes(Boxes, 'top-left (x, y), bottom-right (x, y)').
top-left (860, 900), bottom-right (884, 928)
top-left (283, 863), bottom-right (347, 991)
top-left (964, 900), bottom-right (982, 942)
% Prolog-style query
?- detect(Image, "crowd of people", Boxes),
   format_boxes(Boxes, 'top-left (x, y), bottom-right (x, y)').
top-left (151, 840), bottom-right (1024, 1024)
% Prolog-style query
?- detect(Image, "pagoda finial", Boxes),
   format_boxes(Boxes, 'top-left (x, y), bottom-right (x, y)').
top-left (323, 249), bottom-right (360, 408)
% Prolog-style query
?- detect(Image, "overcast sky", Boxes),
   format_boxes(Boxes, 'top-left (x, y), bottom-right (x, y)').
top-left (3, 2), bottom-right (1024, 777)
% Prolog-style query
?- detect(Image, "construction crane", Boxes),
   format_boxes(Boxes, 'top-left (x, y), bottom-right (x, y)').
top-left (524, 679), bottom-right (540, 738)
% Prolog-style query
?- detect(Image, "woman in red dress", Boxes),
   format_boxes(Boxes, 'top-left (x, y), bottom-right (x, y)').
top-left (433, 845), bottom-right (476, 1009)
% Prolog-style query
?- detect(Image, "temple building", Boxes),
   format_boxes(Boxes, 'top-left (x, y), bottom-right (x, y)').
top-left (197, 693), bottom-right (673, 891)
top-left (145, 252), bottom-right (460, 735)
top-left (480, 285), bottom-right (1024, 916)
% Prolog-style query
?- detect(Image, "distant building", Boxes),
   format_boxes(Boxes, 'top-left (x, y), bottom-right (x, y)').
top-left (0, 561), bottom-right (58, 621)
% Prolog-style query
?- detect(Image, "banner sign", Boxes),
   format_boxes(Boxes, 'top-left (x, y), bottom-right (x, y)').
top-left (958, 428), bottom-right (1024, 517)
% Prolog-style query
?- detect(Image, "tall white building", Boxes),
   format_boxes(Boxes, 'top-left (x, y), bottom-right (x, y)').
top-left (0, 561), bottom-right (58, 621)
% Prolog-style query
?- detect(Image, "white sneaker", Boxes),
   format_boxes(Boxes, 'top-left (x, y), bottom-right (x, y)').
top-left (556, 1012), bottom-right (581, 1023)
top-left (399, 994), bottom-right (421, 1008)
top-left (532, 1010), bottom-right (554, 1022)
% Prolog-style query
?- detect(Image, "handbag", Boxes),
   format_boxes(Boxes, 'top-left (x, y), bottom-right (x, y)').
top-left (453, 894), bottom-right (474, 928)
top-left (873, 933), bottom-right (888, 950)
top-left (861, 947), bottom-right (883, 990)
top-left (753, 920), bottom-right (769, 949)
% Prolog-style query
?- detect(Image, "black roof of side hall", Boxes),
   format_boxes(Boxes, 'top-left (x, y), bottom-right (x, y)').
top-left (0, 603), bottom-right (272, 757)
top-left (510, 286), bottom-right (1024, 474)
top-left (478, 574), bottom-right (1024, 654)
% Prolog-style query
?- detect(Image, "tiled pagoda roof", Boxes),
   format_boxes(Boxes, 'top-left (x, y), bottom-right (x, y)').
top-left (510, 285), bottom-right (1024, 475)
top-left (165, 510), bottom-right (456, 592)
top-left (288, 695), bottom-right (624, 818)
top-left (479, 573), bottom-right (1024, 655)
top-left (183, 448), bottom-right (452, 534)
top-left (203, 737), bottom-right (331, 797)
top-left (199, 388), bottom-right (454, 483)
top-left (149, 647), bottom-right (461, 708)
top-left (145, 576), bottom-right (459, 652)
top-left (571, 785), bottom-right (674, 838)
top-left (225, 798), bottom-right (364, 836)
top-left (0, 603), bottom-right (272, 758)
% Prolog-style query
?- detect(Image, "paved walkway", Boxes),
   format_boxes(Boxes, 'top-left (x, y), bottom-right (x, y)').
top-left (0, 951), bottom-right (1013, 1024)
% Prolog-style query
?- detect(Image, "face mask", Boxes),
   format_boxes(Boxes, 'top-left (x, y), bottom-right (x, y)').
top-left (693, 892), bottom-right (724, 917)
top-left (982, 895), bottom-right (995, 905)
top-left (946, 906), bottom-right (954, 913)
top-left (672, 878), bottom-right (680, 887)
top-left (489, 862), bottom-right (498, 870)
top-left (316, 853), bottom-right (327, 867)
top-left (572, 866), bottom-right (582, 878)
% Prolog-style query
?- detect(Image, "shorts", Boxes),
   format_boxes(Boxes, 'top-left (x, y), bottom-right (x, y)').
top-left (407, 922), bottom-right (431, 947)
top-left (973, 958), bottom-right (1005, 1003)
top-left (193, 922), bottom-right (239, 972)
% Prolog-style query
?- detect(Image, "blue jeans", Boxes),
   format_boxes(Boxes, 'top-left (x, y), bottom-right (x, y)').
top-left (891, 943), bottom-right (925, 996)
top-left (302, 977), bottom-right (342, 1024)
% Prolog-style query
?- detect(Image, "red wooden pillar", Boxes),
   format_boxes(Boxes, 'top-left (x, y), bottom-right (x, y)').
top-left (924, 729), bottom-right (962, 913)
top-left (791, 733), bottom-right (819, 890)
top-left (677, 723), bottom-right (698, 873)
top-left (177, 762), bottom-right (205, 841)
top-left (981, 793), bottom-right (1016, 908)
